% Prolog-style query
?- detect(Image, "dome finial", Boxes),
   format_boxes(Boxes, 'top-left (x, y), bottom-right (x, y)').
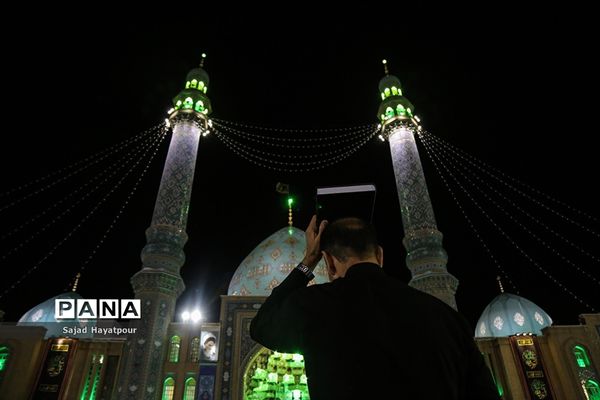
top-left (200, 53), bottom-right (207, 68)
top-left (72, 272), bottom-right (81, 292)
top-left (287, 197), bottom-right (294, 228)
top-left (382, 59), bottom-right (389, 75)
top-left (496, 276), bottom-right (505, 294)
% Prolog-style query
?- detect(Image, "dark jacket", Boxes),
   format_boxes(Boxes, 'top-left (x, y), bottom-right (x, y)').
top-left (250, 262), bottom-right (499, 400)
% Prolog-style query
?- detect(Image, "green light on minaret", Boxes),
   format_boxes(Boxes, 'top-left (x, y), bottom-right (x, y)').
top-left (288, 197), bottom-right (294, 207)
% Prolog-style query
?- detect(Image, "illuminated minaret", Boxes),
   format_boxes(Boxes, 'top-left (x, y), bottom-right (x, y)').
top-left (377, 60), bottom-right (458, 309)
top-left (117, 55), bottom-right (212, 399)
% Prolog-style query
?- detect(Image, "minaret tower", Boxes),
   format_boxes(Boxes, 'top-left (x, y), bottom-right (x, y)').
top-left (377, 60), bottom-right (458, 309)
top-left (117, 55), bottom-right (212, 399)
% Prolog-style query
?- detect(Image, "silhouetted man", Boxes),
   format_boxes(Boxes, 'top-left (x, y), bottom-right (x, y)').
top-left (251, 216), bottom-right (499, 399)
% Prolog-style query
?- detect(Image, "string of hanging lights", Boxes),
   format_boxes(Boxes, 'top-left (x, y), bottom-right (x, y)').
top-left (414, 132), bottom-right (520, 293)
top-left (1, 127), bottom-right (163, 242)
top-left (417, 131), bottom-right (595, 311)
top-left (420, 133), bottom-right (600, 287)
top-left (0, 124), bottom-right (168, 300)
top-left (211, 117), bottom-right (377, 134)
top-left (212, 127), bottom-right (378, 172)
top-left (421, 131), bottom-right (599, 226)
top-left (0, 124), bottom-right (162, 201)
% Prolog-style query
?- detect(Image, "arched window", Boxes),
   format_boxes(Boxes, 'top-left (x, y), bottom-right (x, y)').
top-left (583, 379), bottom-right (600, 400)
top-left (195, 100), bottom-right (205, 113)
top-left (574, 345), bottom-right (591, 368)
top-left (384, 88), bottom-right (390, 97)
top-left (161, 377), bottom-right (175, 400)
top-left (190, 79), bottom-right (198, 89)
top-left (396, 104), bottom-right (406, 116)
top-left (385, 107), bottom-right (394, 119)
top-left (185, 81), bottom-right (190, 89)
top-left (391, 86), bottom-right (399, 96)
top-left (198, 81), bottom-right (204, 91)
top-left (0, 346), bottom-right (8, 372)
top-left (168, 336), bottom-right (181, 363)
top-left (183, 377), bottom-right (196, 400)
top-left (190, 337), bottom-right (200, 362)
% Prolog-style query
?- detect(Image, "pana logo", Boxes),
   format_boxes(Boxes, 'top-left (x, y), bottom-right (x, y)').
top-left (55, 299), bottom-right (141, 319)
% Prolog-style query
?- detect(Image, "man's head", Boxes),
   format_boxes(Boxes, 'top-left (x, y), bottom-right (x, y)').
top-left (204, 336), bottom-right (216, 350)
top-left (320, 217), bottom-right (383, 281)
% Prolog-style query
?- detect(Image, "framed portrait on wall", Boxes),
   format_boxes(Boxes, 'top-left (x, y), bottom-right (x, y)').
top-left (200, 331), bottom-right (219, 362)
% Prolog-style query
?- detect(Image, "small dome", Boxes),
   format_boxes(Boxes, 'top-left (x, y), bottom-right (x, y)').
top-left (475, 293), bottom-right (553, 338)
top-left (228, 227), bottom-right (329, 296)
top-left (18, 292), bottom-right (96, 339)
top-left (186, 67), bottom-right (209, 88)
top-left (378, 74), bottom-right (403, 94)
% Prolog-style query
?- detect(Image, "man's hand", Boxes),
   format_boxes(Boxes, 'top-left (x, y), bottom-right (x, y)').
top-left (302, 215), bottom-right (327, 270)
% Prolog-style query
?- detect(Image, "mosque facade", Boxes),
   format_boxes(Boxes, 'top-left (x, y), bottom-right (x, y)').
top-left (1, 63), bottom-right (600, 400)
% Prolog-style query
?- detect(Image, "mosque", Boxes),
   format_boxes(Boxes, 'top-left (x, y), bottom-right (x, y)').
top-left (1, 59), bottom-right (599, 400)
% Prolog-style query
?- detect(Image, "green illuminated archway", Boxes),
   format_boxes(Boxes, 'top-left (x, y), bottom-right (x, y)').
top-left (162, 377), bottom-right (175, 400)
top-left (243, 347), bottom-right (309, 400)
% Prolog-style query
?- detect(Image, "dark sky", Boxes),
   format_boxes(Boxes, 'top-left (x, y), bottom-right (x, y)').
top-left (1, 18), bottom-right (598, 329)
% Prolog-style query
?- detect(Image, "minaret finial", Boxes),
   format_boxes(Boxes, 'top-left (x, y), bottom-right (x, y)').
top-left (72, 272), bottom-right (81, 292)
top-left (200, 53), bottom-right (207, 68)
top-left (496, 276), bottom-right (505, 294)
top-left (382, 59), bottom-right (389, 75)
top-left (287, 197), bottom-right (294, 227)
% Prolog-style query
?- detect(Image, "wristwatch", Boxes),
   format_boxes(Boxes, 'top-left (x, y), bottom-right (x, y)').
top-left (295, 262), bottom-right (315, 280)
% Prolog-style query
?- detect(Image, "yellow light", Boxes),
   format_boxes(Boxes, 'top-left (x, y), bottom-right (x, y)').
top-left (165, 119), bottom-right (171, 127)
top-left (382, 59), bottom-right (387, 64)
top-left (167, 108), bottom-right (175, 114)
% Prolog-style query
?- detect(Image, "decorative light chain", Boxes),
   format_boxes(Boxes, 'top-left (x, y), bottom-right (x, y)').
top-left (414, 132), bottom-right (520, 293)
top-left (0, 125), bottom-right (168, 300)
top-left (418, 132), bottom-right (595, 310)
top-left (422, 134), bottom-right (600, 267)
top-left (69, 126), bottom-right (169, 286)
top-left (214, 127), bottom-right (378, 172)
top-left (212, 118), bottom-right (376, 134)
top-left (1, 127), bottom-right (162, 242)
top-left (422, 131), bottom-right (599, 228)
top-left (0, 124), bottom-right (164, 213)
top-left (213, 128), bottom-right (374, 159)
top-left (214, 122), bottom-right (376, 147)
top-left (0, 124), bottom-right (161, 199)
top-left (421, 134), bottom-right (600, 286)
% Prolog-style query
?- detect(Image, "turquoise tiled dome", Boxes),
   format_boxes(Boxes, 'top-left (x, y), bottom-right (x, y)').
top-left (475, 293), bottom-right (553, 338)
top-left (18, 292), bottom-right (96, 339)
top-left (228, 226), bottom-right (329, 296)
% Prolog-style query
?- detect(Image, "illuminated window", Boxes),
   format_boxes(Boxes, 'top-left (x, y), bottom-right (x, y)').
top-left (380, 93), bottom-right (385, 100)
top-left (384, 88), bottom-right (390, 97)
top-left (396, 104), bottom-right (405, 115)
top-left (0, 346), bottom-right (8, 372)
top-left (195, 100), bottom-right (205, 113)
top-left (385, 107), bottom-right (394, 119)
top-left (584, 379), bottom-right (600, 400)
top-left (183, 377), bottom-right (196, 400)
top-left (183, 97), bottom-right (194, 109)
top-left (191, 79), bottom-right (198, 89)
top-left (198, 81), bottom-right (204, 91)
top-left (162, 377), bottom-right (175, 400)
top-left (185, 81), bottom-right (190, 89)
top-left (176, 100), bottom-right (182, 110)
top-left (190, 337), bottom-right (200, 362)
top-left (574, 345), bottom-right (591, 368)
top-left (169, 336), bottom-right (181, 363)
top-left (391, 86), bottom-right (398, 96)
top-left (203, 87), bottom-right (207, 94)
top-left (79, 353), bottom-right (104, 400)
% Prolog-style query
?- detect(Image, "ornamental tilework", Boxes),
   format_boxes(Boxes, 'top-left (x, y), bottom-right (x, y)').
top-left (227, 227), bottom-right (328, 295)
top-left (151, 121), bottom-right (202, 230)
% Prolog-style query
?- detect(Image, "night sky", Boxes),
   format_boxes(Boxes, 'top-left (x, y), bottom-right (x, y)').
top-left (1, 19), bottom-right (598, 330)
